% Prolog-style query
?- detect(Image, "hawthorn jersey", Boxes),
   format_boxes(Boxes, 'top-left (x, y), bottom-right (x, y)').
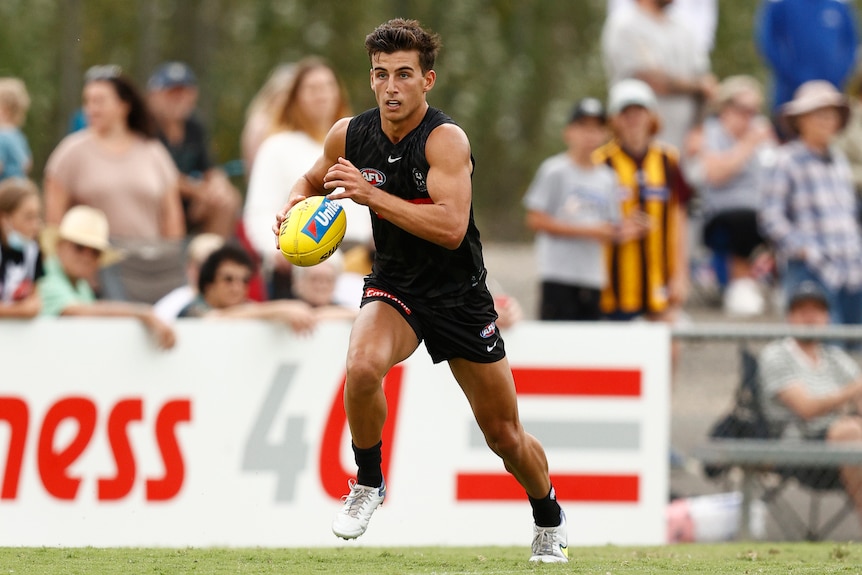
top-left (593, 139), bottom-right (683, 316)
top-left (345, 107), bottom-right (486, 301)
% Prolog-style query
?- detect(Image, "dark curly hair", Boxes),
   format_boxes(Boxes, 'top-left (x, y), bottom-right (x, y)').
top-left (365, 19), bottom-right (442, 73)
top-left (197, 244), bottom-right (254, 295)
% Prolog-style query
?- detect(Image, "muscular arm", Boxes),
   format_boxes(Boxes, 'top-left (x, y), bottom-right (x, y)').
top-left (326, 123), bottom-right (473, 250)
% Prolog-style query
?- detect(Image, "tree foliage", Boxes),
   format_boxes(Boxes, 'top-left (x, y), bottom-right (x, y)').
top-left (0, 0), bottom-right (766, 239)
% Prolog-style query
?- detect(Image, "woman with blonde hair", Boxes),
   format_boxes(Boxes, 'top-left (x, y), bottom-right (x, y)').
top-left (243, 57), bottom-right (356, 299)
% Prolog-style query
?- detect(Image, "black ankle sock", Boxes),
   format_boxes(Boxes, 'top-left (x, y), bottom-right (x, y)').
top-left (353, 441), bottom-right (383, 487)
top-left (529, 485), bottom-right (562, 527)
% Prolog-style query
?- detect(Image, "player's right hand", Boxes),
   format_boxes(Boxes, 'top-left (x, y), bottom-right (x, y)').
top-left (273, 195), bottom-right (307, 249)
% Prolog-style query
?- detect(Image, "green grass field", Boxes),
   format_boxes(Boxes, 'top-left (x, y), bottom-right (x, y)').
top-left (0, 543), bottom-right (859, 575)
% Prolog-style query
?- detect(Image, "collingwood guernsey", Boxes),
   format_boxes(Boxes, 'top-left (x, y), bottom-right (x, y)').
top-left (345, 106), bottom-right (486, 301)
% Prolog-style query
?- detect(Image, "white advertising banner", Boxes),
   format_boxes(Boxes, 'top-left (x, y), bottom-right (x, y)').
top-left (0, 319), bottom-right (669, 547)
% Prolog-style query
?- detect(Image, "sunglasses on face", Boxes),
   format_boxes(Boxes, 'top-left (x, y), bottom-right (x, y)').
top-left (216, 273), bottom-right (252, 285)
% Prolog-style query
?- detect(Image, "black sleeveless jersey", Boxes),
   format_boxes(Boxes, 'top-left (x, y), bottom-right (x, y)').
top-left (345, 107), bottom-right (486, 301)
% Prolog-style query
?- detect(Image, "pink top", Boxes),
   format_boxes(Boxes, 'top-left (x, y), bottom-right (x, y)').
top-left (45, 130), bottom-right (179, 240)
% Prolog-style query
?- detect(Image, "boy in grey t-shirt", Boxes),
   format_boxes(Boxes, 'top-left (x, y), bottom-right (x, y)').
top-left (523, 98), bottom-right (624, 320)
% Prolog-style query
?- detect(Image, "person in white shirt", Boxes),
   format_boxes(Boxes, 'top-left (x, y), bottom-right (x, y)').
top-left (243, 57), bottom-right (364, 300)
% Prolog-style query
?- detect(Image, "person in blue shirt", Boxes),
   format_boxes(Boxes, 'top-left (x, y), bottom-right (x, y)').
top-left (0, 78), bottom-right (32, 181)
top-left (756, 0), bottom-right (858, 138)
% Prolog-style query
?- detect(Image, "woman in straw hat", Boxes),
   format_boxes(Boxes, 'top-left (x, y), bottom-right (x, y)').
top-left (759, 80), bottom-right (862, 327)
top-left (37, 205), bottom-right (176, 350)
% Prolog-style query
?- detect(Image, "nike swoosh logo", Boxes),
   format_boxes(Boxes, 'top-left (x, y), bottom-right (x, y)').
top-left (387, 155), bottom-right (402, 163)
top-left (486, 339), bottom-right (498, 352)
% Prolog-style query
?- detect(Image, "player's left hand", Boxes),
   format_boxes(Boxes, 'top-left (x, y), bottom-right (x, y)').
top-left (324, 157), bottom-right (374, 205)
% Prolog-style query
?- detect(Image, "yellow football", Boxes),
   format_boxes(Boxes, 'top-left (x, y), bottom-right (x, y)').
top-left (279, 196), bottom-right (347, 267)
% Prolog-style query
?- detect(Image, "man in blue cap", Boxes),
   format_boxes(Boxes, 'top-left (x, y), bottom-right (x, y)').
top-left (147, 62), bottom-right (240, 239)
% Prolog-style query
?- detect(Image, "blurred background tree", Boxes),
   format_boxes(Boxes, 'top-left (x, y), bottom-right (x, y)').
top-left (0, 0), bottom-right (768, 239)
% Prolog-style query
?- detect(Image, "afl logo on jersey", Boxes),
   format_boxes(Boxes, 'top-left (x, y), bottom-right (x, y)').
top-left (412, 168), bottom-right (428, 194)
top-left (361, 168), bottom-right (386, 188)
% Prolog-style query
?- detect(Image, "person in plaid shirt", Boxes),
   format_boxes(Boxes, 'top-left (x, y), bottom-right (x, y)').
top-left (760, 80), bottom-right (862, 326)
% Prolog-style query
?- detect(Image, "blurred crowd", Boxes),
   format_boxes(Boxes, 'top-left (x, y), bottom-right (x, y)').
top-left (2, 0), bottom-right (862, 351)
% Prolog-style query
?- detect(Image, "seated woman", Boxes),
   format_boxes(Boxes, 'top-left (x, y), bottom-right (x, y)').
top-left (759, 281), bottom-right (862, 521)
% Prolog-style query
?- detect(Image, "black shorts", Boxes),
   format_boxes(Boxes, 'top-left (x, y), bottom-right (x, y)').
top-left (540, 281), bottom-right (601, 321)
top-left (703, 209), bottom-right (764, 259)
top-left (360, 277), bottom-right (506, 364)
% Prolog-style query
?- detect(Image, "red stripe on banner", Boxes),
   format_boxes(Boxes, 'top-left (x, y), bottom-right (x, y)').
top-left (457, 473), bottom-right (639, 502)
top-left (513, 368), bottom-right (641, 397)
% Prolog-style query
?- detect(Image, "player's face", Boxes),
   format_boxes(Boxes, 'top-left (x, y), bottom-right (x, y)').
top-left (207, 260), bottom-right (251, 309)
top-left (370, 50), bottom-right (435, 125)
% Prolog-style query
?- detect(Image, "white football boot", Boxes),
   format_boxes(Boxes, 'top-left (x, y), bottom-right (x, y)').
top-left (529, 510), bottom-right (569, 563)
top-left (331, 478), bottom-right (386, 539)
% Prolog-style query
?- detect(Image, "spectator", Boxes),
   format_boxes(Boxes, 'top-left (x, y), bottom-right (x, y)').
top-left (756, 0), bottom-right (858, 138)
top-left (179, 244), bottom-right (317, 333)
top-left (0, 77), bottom-right (32, 180)
top-left (241, 63), bottom-right (296, 173)
top-left (606, 0), bottom-right (718, 55)
top-left (291, 252), bottom-right (358, 322)
top-left (147, 61), bottom-right (242, 239)
top-left (594, 79), bottom-right (689, 321)
top-left (0, 177), bottom-right (42, 317)
top-left (38, 205), bottom-right (176, 349)
top-left (683, 75), bottom-right (777, 316)
top-left (523, 98), bottom-right (622, 321)
top-left (601, 0), bottom-right (717, 151)
top-left (153, 232), bottom-right (224, 322)
top-left (759, 80), bottom-right (862, 326)
top-left (243, 57), bottom-right (359, 299)
top-left (758, 280), bottom-right (862, 517)
top-left (43, 65), bottom-right (186, 304)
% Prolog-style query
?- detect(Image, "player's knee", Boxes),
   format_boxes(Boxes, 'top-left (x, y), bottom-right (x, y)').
top-left (345, 352), bottom-right (387, 395)
top-left (482, 420), bottom-right (522, 458)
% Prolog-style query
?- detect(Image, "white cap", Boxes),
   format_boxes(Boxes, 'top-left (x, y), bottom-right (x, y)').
top-left (608, 79), bottom-right (658, 116)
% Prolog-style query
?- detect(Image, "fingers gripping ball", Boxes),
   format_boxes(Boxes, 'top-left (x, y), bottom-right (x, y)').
top-left (279, 196), bottom-right (347, 267)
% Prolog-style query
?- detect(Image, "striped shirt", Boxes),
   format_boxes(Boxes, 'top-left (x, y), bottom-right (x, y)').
top-left (759, 337), bottom-right (860, 438)
top-left (759, 140), bottom-right (862, 289)
top-left (593, 140), bottom-right (684, 315)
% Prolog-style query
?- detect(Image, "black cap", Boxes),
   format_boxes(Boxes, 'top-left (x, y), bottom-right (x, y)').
top-left (788, 281), bottom-right (829, 310)
top-left (568, 97), bottom-right (606, 124)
